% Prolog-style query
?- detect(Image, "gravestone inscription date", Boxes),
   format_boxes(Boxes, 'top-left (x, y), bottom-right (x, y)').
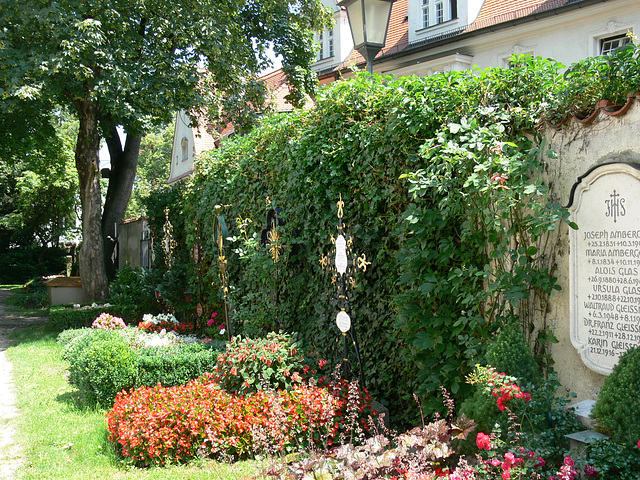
top-left (570, 163), bottom-right (640, 375)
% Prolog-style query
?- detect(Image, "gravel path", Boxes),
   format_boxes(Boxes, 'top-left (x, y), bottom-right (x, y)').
top-left (0, 289), bottom-right (48, 480)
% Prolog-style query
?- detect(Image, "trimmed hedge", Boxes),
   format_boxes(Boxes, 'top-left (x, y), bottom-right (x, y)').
top-left (49, 304), bottom-right (139, 331)
top-left (58, 328), bottom-right (224, 407)
top-left (136, 342), bottom-right (224, 389)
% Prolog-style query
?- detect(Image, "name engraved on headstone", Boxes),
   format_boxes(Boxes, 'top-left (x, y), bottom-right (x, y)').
top-left (570, 164), bottom-right (640, 375)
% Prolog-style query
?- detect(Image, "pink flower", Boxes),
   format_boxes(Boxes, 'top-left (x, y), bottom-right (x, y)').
top-left (497, 396), bottom-right (507, 411)
top-left (637, 439), bottom-right (640, 449)
top-left (501, 461), bottom-right (512, 471)
top-left (523, 392), bottom-right (531, 402)
top-left (564, 456), bottom-right (574, 467)
top-left (476, 432), bottom-right (492, 450)
top-left (504, 452), bottom-right (515, 464)
top-left (502, 470), bottom-right (510, 480)
top-left (536, 456), bottom-right (546, 467)
top-left (491, 459), bottom-right (501, 467)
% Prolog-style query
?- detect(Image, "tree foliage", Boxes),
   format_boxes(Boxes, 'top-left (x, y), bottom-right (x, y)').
top-left (0, 0), bottom-right (331, 300)
top-left (0, 103), bottom-right (77, 249)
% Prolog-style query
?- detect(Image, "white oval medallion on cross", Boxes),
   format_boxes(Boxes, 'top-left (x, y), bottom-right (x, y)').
top-left (336, 310), bottom-right (351, 333)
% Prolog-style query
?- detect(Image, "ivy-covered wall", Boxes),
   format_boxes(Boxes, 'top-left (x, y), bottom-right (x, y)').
top-left (149, 46), bottom-right (640, 425)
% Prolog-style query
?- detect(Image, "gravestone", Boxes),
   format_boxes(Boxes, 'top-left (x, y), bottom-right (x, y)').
top-left (569, 163), bottom-right (640, 375)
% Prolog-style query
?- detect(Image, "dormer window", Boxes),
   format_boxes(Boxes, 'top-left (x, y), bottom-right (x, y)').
top-left (420, 0), bottom-right (457, 29)
top-left (317, 28), bottom-right (335, 61)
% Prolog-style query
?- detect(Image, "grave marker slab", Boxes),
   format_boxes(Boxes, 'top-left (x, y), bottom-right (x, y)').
top-left (570, 163), bottom-right (640, 375)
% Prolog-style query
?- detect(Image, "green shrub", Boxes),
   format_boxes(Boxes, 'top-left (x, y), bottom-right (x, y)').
top-left (584, 438), bottom-right (640, 479)
top-left (109, 265), bottom-right (159, 319)
top-left (68, 331), bottom-right (138, 407)
top-left (60, 327), bottom-right (227, 407)
top-left (486, 324), bottom-right (542, 387)
top-left (0, 247), bottom-right (67, 284)
top-left (592, 346), bottom-right (640, 448)
top-left (49, 304), bottom-right (138, 331)
top-left (136, 341), bottom-right (224, 388)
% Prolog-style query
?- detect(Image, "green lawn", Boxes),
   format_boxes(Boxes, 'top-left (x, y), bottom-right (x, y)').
top-left (6, 324), bottom-right (265, 480)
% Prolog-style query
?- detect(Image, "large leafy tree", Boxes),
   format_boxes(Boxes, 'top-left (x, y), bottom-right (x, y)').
top-left (0, 102), bottom-right (77, 250)
top-left (0, 0), bottom-right (330, 301)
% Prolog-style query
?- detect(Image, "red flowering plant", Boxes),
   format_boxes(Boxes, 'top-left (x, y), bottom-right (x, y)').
top-left (202, 311), bottom-right (226, 339)
top-left (212, 332), bottom-right (378, 445)
top-left (106, 375), bottom-right (338, 466)
top-left (472, 428), bottom-right (580, 480)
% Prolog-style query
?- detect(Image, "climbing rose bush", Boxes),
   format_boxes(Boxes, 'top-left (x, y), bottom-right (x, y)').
top-left (467, 365), bottom-right (531, 412)
top-left (106, 376), bottom-right (338, 465)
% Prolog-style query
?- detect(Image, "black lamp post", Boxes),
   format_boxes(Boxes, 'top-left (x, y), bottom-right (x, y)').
top-left (338, 0), bottom-right (395, 74)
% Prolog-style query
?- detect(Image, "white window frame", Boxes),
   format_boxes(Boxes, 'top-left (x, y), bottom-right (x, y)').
top-left (600, 33), bottom-right (631, 55)
top-left (422, 0), bottom-right (430, 28)
top-left (419, 0), bottom-right (455, 30)
top-left (316, 28), bottom-right (335, 61)
top-left (181, 137), bottom-right (189, 162)
top-left (435, 1), bottom-right (444, 25)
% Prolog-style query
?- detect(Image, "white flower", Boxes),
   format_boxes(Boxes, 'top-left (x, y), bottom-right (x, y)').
top-left (219, 328), bottom-right (226, 335)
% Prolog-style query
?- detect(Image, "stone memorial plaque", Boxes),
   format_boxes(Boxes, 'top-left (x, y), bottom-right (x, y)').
top-left (570, 163), bottom-right (640, 375)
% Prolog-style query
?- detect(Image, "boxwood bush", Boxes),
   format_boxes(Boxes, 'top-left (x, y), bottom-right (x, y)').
top-left (49, 304), bottom-right (139, 331)
top-left (592, 346), bottom-right (640, 448)
top-left (136, 341), bottom-right (224, 389)
top-left (58, 328), bottom-right (225, 407)
top-left (67, 330), bottom-right (138, 407)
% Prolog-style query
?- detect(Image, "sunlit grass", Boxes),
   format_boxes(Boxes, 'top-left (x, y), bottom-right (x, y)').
top-left (7, 324), bottom-right (266, 480)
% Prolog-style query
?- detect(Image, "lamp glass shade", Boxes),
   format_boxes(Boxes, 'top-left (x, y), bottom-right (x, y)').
top-left (342, 0), bottom-right (394, 49)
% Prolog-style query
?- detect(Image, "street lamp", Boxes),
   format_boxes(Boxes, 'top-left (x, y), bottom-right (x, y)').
top-left (338, 0), bottom-right (396, 74)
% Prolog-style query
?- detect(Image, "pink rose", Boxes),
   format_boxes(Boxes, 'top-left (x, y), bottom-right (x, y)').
top-left (476, 432), bottom-right (492, 450)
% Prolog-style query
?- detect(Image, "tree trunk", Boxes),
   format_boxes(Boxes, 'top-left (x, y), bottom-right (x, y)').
top-left (102, 127), bottom-right (141, 278)
top-left (75, 99), bottom-right (109, 302)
